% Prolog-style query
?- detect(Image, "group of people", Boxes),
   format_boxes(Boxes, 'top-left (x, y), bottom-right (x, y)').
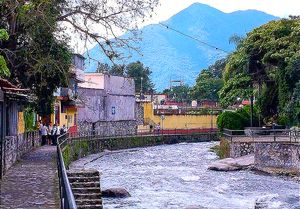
top-left (38, 121), bottom-right (67, 146)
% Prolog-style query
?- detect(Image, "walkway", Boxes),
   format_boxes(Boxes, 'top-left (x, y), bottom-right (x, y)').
top-left (0, 146), bottom-right (59, 209)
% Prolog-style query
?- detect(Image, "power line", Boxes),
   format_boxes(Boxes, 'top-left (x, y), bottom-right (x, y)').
top-left (159, 22), bottom-right (230, 54)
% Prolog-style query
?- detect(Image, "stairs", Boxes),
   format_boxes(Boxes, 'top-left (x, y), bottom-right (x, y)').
top-left (67, 170), bottom-right (103, 209)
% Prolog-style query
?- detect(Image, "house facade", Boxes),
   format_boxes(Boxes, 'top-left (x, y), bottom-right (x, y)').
top-left (78, 73), bottom-right (137, 136)
top-left (50, 54), bottom-right (85, 130)
top-left (0, 78), bottom-right (39, 178)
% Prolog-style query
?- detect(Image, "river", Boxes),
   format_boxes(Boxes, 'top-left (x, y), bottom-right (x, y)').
top-left (76, 142), bottom-right (300, 209)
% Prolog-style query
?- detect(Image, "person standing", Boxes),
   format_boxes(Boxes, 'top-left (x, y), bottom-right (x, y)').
top-left (55, 124), bottom-right (61, 145)
top-left (41, 124), bottom-right (48, 146)
top-left (48, 122), bottom-right (53, 145)
top-left (51, 124), bottom-right (57, 145)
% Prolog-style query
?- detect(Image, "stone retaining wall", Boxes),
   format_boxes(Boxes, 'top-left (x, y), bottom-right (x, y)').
top-left (254, 142), bottom-right (300, 173)
top-left (63, 133), bottom-right (219, 168)
top-left (229, 141), bottom-right (255, 158)
top-left (1, 132), bottom-right (40, 177)
top-left (78, 120), bottom-right (137, 137)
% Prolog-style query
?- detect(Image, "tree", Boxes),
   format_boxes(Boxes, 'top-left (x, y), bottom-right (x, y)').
top-left (1, 0), bottom-right (72, 115)
top-left (221, 18), bottom-right (300, 125)
top-left (0, 0), bottom-right (158, 115)
top-left (0, 29), bottom-right (9, 77)
top-left (163, 85), bottom-right (191, 103)
top-left (58, 0), bottom-right (159, 60)
top-left (126, 61), bottom-right (154, 93)
top-left (190, 58), bottom-right (225, 101)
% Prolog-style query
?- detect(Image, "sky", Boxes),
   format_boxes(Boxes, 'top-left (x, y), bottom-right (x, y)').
top-left (149, 0), bottom-right (300, 25)
top-left (72, 0), bottom-right (300, 53)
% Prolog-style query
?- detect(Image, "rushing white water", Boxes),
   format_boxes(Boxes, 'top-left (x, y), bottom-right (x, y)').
top-left (78, 142), bottom-right (300, 209)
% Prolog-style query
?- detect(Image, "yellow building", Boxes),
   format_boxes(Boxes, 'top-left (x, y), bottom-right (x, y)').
top-left (142, 102), bottom-right (217, 130)
top-left (49, 54), bottom-right (85, 130)
top-left (51, 99), bottom-right (77, 128)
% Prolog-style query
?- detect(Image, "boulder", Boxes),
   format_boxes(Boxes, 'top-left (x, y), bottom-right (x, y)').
top-left (208, 154), bottom-right (254, 171)
top-left (102, 188), bottom-right (131, 198)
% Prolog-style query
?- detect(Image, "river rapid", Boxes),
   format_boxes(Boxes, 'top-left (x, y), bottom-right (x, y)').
top-left (77, 142), bottom-right (300, 209)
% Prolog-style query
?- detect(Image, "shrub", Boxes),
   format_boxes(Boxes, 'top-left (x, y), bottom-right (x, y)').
top-left (217, 111), bottom-right (246, 130)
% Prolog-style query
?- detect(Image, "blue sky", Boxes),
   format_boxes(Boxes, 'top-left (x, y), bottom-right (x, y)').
top-left (149, 0), bottom-right (300, 25)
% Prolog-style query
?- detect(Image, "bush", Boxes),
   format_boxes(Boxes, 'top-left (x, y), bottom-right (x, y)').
top-left (236, 105), bottom-right (259, 127)
top-left (217, 111), bottom-right (247, 130)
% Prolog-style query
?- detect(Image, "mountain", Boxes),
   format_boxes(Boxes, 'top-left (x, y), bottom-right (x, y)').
top-left (84, 3), bottom-right (278, 91)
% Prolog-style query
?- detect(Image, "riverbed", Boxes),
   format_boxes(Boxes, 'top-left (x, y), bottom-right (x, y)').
top-left (73, 142), bottom-right (300, 209)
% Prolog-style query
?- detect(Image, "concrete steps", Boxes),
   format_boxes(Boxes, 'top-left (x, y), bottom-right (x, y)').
top-left (67, 170), bottom-right (103, 209)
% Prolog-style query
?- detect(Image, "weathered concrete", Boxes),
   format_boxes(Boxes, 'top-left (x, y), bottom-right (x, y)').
top-left (208, 154), bottom-right (254, 171)
top-left (0, 146), bottom-right (59, 209)
top-left (254, 142), bottom-right (300, 175)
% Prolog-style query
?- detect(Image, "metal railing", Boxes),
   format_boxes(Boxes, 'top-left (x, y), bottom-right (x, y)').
top-left (223, 128), bottom-right (300, 143)
top-left (57, 133), bottom-right (77, 209)
top-left (67, 127), bottom-right (219, 140)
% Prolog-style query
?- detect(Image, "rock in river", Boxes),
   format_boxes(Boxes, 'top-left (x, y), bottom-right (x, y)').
top-left (102, 188), bottom-right (131, 198)
top-left (208, 154), bottom-right (254, 171)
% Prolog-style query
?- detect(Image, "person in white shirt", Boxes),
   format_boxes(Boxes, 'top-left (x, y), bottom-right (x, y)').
top-left (41, 124), bottom-right (48, 146)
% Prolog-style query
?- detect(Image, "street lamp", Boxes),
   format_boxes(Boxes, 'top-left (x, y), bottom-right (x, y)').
top-left (140, 77), bottom-right (143, 98)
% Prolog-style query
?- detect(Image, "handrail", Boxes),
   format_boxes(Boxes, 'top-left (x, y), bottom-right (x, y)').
top-left (57, 133), bottom-right (77, 209)
top-left (222, 128), bottom-right (300, 143)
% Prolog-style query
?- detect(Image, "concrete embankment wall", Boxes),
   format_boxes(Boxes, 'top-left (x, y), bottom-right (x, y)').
top-left (62, 133), bottom-right (219, 168)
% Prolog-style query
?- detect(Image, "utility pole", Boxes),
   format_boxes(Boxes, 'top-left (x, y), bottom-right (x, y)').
top-left (140, 77), bottom-right (143, 99)
top-left (250, 95), bottom-right (254, 127)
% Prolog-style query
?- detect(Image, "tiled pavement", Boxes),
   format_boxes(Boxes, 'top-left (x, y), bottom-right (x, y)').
top-left (0, 146), bottom-right (59, 209)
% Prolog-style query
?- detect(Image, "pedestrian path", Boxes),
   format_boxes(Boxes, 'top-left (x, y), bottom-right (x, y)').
top-left (0, 146), bottom-right (59, 209)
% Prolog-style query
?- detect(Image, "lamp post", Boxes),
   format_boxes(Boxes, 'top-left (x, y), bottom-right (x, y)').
top-left (140, 77), bottom-right (143, 99)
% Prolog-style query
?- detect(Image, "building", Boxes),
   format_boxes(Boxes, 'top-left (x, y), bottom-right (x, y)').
top-left (0, 78), bottom-right (36, 177)
top-left (50, 54), bottom-right (85, 130)
top-left (77, 73), bottom-right (137, 136)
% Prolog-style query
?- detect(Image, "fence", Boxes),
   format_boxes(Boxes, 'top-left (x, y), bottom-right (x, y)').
top-left (0, 131), bottom-right (39, 178)
top-left (57, 133), bottom-right (77, 209)
top-left (223, 128), bottom-right (300, 143)
top-left (68, 127), bottom-right (219, 140)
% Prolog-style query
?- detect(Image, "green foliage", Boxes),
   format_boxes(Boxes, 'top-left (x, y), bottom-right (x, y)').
top-left (236, 105), bottom-right (259, 127)
top-left (24, 107), bottom-right (36, 131)
top-left (0, 29), bottom-right (10, 77)
top-left (126, 61), bottom-right (154, 93)
top-left (62, 145), bottom-right (72, 169)
top-left (163, 85), bottom-right (191, 102)
top-left (284, 81), bottom-right (300, 126)
top-left (0, 0), bottom-right (72, 116)
top-left (0, 29), bottom-right (9, 41)
top-left (220, 18), bottom-right (300, 124)
top-left (217, 111), bottom-right (248, 131)
top-left (219, 73), bottom-right (252, 107)
top-left (190, 70), bottom-right (223, 101)
top-left (190, 58), bottom-right (226, 101)
top-left (0, 55), bottom-right (10, 77)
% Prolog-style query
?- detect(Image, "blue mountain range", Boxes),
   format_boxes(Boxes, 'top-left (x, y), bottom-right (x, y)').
top-left (84, 3), bottom-right (278, 91)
